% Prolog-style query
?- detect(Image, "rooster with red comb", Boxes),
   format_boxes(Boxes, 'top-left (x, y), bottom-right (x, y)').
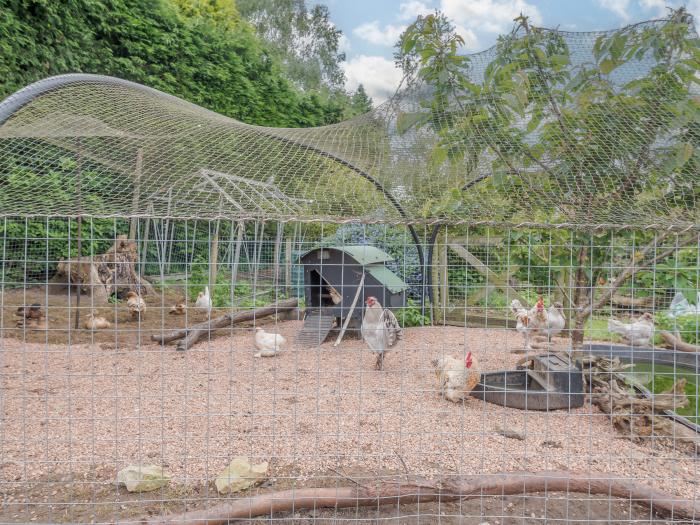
top-left (432, 351), bottom-right (481, 402)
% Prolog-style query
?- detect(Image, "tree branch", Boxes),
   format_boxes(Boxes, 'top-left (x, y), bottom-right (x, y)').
top-left (579, 232), bottom-right (696, 320)
top-left (132, 471), bottom-right (700, 524)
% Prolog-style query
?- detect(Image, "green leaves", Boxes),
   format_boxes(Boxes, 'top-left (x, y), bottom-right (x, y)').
top-left (1, 0), bottom-right (352, 128)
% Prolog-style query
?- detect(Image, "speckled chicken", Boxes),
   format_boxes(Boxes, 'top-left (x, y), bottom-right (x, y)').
top-left (432, 351), bottom-right (480, 403)
top-left (361, 296), bottom-right (403, 370)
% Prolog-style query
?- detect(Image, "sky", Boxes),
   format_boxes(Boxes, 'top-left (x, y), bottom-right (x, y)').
top-left (321, 0), bottom-right (700, 103)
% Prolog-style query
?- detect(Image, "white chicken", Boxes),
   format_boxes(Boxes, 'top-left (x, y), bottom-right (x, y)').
top-left (195, 286), bottom-right (212, 312)
top-left (125, 291), bottom-right (146, 320)
top-left (608, 312), bottom-right (654, 347)
top-left (361, 296), bottom-right (404, 370)
top-left (254, 327), bottom-right (286, 357)
top-left (84, 311), bottom-right (112, 330)
top-left (543, 302), bottom-right (566, 339)
top-left (432, 351), bottom-right (481, 403)
top-left (510, 297), bottom-right (565, 352)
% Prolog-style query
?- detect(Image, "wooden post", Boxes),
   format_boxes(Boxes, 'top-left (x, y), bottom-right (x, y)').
top-left (231, 221), bottom-right (244, 293)
top-left (334, 272), bottom-right (365, 347)
top-left (140, 204), bottom-right (152, 275)
top-left (164, 188), bottom-right (174, 274)
top-left (129, 149), bottom-right (143, 241)
top-left (285, 236), bottom-right (293, 295)
top-left (209, 219), bottom-right (220, 290)
top-left (273, 222), bottom-right (283, 291)
top-left (438, 242), bottom-right (448, 324)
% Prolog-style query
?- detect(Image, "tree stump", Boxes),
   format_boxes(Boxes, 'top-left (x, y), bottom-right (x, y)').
top-left (51, 235), bottom-right (154, 304)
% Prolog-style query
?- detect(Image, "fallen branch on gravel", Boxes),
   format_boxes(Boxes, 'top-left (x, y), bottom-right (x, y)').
top-left (151, 298), bottom-right (298, 351)
top-left (130, 470), bottom-right (700, 524)
top-left (659, 331), bottom-right (700, 353)
top-left (577, 354), bottom-right (700, 452)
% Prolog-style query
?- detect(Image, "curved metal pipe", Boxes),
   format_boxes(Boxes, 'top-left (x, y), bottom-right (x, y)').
top-left (0, 74), bottom-right (426, 304)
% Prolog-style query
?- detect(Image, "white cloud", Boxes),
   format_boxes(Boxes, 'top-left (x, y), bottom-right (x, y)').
top-left (338, 33), bottom-right (352, 55)
top-left (596, 0), bottom-right (631, 20)
top-left (639, 0), bottom-right (666, 15)
top-left (342, 55), bottom-right (403, 103)
top-left (453, 24), bottom-right (480, 49)
top-left (353, 21), bottom-right (406, 46)
top-left (399, 0), bottom-right (433, 20)
top-left (440, 0), bottom-right (542, 34)
top-left (688, 0), bottom-right (700, 24)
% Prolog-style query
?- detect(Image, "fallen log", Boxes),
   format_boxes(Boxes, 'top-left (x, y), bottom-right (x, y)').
top-left (611, 294), bottom-right (654, 308)
top-left (151, 298), bottom-right (298, 351)
top-left (129, 470), bottom-right (700, 524)
top-left (659, 331), bottom-right (700, 353)
top-left (578, 355), bottom-right (700, 453)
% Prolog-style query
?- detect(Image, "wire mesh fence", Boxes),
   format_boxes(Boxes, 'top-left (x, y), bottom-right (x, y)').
top-left (1, 11), bottom-right (700, 525)
top-left (0, 219), bottom-right (698, 523)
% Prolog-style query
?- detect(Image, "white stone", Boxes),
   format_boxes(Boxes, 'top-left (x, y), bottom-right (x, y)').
top-left (116, 465), bottom-right (169, 492)
top-left (215, 456), bottom-right (269, 494)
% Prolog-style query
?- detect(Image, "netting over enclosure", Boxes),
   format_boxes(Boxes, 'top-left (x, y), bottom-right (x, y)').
top-left (1, 13), bottom-right (700, 525)
top-left (0, 17), bottom-right (698, 230)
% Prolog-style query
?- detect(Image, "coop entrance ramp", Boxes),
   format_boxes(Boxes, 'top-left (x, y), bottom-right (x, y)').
top-left (296, 309), bottom-right (336, 347)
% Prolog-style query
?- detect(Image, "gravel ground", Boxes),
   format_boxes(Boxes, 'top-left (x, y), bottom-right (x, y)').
top-left (1, 322), bottom-right (698, 503)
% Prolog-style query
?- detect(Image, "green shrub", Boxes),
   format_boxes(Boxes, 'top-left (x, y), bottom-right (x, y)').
top-left (655, 312), bottom-right (700, 345)
top-left (397, 299), bottom-right (430, 327)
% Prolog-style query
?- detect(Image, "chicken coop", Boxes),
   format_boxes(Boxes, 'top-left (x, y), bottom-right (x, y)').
top-left (1, 10), bottom-right (700, 525)
top-left (297, 245), bottom-right (408, 345)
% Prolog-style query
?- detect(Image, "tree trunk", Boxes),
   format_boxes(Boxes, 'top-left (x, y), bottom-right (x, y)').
top-left (133, 470), bottom-right (700, 525)
top-left (52, 234), bottom-right (154, 303)
top-left (570, 245), bottom-right (588, 348)
top-left (151, 298), bottom-right (298, 351)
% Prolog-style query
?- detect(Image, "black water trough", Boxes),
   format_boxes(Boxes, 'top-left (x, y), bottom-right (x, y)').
top-left (470, 353), bottom-right (585, 411)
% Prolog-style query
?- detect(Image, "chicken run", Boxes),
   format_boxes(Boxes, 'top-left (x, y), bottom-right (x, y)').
top-left (2, 12), bottom-right (700, 525)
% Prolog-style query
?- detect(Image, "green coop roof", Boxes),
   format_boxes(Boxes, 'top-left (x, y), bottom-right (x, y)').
top-left (303, 245), bottom-right (394, 265)
top-left (332, 245), bottom-right (393, 265)
top-left (366, 266), bottom-right (408, 294)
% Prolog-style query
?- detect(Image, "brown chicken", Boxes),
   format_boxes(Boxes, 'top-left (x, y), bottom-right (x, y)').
top-left (169, 303), bottom-right (186, 315)
top-left (15, 304), bottom-right (47, 330)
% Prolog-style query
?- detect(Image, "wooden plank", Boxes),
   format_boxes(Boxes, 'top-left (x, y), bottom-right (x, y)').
top-left (442, 312), bottom-right (515, 328)
top-left (438, 243), bottom-right (448, 324)
top-left (285, 236), bottom-right (293, 293)
top-left (209, 219), bottom-right (220, 289)
top-left (466, 265), bottom-right (519, 306)
top-left (231, 221), bottom-right (244, 300)
top-left (448, 236), bottom-right (504, 246)
top-left (447, 243), bottom-right (528, 306)
top-left (273, 222), bottom-right (283, 289)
